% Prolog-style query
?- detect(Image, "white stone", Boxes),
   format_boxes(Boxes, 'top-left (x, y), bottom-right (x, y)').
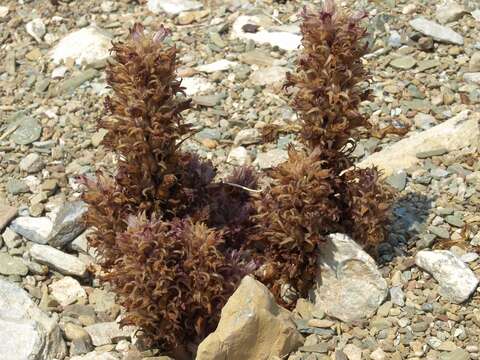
top-left (415, 250), bottom-right (479, 303)
top-left (147, 0), bottom-right (202, 15)
top-left (250, 66), bottom-right (288, 86)
top-left (196, 60), bottom-right (237, 73)
top-left (472, 10), bottom-right (480, 22)
top-left (30, 244), bottom-right (87, 277)
top-left (370, 348), bottom-right (387, 360)
top-left (0, 278), bottom-right (66, 360)
top-left (196, 276), bottom-right (303, 360)
top-left (436, 1), bottom-right (466, 24)
top-left (358, 110), bottom-right (479, 176)
top-left (402, 4), bottom-right (417, 15)
top-left (227, 146), bottom-right (251, 166)
top-left (314, 233), bottom-right (388, 323)
top-left (461, 252), bottom-right (479, 263)
top-left (50, 26), bottom-right (112, 66)
top-left (464, 72), bottom-right (480, 84)
top-left (253, 149), bottom-right (288, 169)
top-left (232, 15), bottom-right (301, 51)
top-left (10, 216), bottom-right (53, 244)
top-left (181, 77), bottom-right (213, 96)
top-left (409, 17), bottom-right (464, 45)
top-left (49, 277), bottom-right (87, 306)
top-left (19, 153), bottom-right (44, 173)
top-left (26, 18), bottom-right (46, 43)
top-left (0, 6), bottom-right (9, 18)
top-left (51, 66), bottom-right (68, 79)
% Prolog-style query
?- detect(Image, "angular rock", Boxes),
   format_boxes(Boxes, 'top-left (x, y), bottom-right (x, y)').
top-left (415, 250), bottom-right (479, 303)
top-left (49, 277), bottom-right (87, 306)
top-left (232, 15), bottom-right (301, 51)
top-left (0, 204), bottom-right (17, 231)
top-left (30, 244), bottom-right (87, 277)
top-left (50, 26), bottom-right (112, 66)
top-left (233, 128), bottom-right (261, 146)
top-left (147, 0), bottom-right (202, 15)
top-left (10, 216), bottom-right (53, 244)
top-left (48, 201), bottom-right (87, 248)
top-left (409, 17), bottom-right (463, 45)
top-left (197, 276), bottom-right (303, 360)
top-left (0, 253), bottom-right (28, 276)
top-left (390, 56), bottom-right (416, 70)
top-left (0, 278), bottom-right (66, 359)
top-left (358, 111), bottom-right (479, 176)
top-left (314, 233), bottom-right (388, 323)
top-left (227, 146), bottom-right (251, 166)
top-left (470, 52), bottom-right (480, 72)
top-left (26, 18), bottom-right (46, 43)
top-left (464, 72), bottom-right (480, 84)
top-left (84, 322), bottom-right (134, 346)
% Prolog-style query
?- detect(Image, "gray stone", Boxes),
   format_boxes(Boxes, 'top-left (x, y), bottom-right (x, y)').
top-left (88, 288), bottom-right (116, 313)
top-left (6, 179), bottom-right (30, 195)
top-left (314, 233), bottom-right (388, 323)
top-left (0, 253), bottom-right (28, 276)
top-left (48, 201), bottom-right (87, 248)
top-left (227, 146), bottom-right (251, 166)
top-left (416, 233), bottom-right (436, 249)
top-left (30, 244), bottom-right (87, 277)
top-left (55, 69), bottom-right (98, 94)
top-left (147, 0), bottom-right (202, 14)
top-left (414, 113), bottom-right (436, 130)
top-left (429, 226), bottom-right (450, 239)
top-left (84, 322), bottom-right (134, 346)
top-left (10, 117), bottom-right (42, 145)
top-left (26, 18), bottom-right (46, 43)
top-left (388, 30), bottom-right (402, 48)
top-left (192, 94), bottom-right (222, 107)
top-left (445, 215), bottom-right (464, 228)
top-left (70, 351), bottom-right (119, 360)
top-left (390, 56), bottom-right (416, 70)
top-left (415, 250), bottom-right (479, 303)
top-left (253, 149), bottom-right (288, 169)
top-left (436, 1), bottom-right (466, 24)
top-left (11, 216), bottom-right (53, 244)
top-left (409, 17), bottom-right (463, 45)
top-left (389, 287), bottom-right (405, 306)
top-left (196, 60), bottom-right (237, 73)
top-left (470, 52), bottom-right (480, 72)
top-left (0, 278), bottom-right (66, 359)
top-left (440, 349), bottom-right (470, 360)
top-left (19, 153), bottom-right (45, 173)
top-left (2, 227), bottom-right (22, 248)
top-left (0, 204), bottom-right (17, 231)
top-left (386, 170), bottom-right (407, 191)
top-left (460, 252), bottom-right (479, 263)
top-left (250, 66), bottom-right (288, 86)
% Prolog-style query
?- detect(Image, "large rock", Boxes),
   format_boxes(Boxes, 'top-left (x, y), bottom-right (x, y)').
top-left (358, 110), bottom-right (479, 176)
top-left (232, 15), bottom-right (301, 51)
top-left (313, 233), bottom-right (388, 323)
top-left (48, 201), bottom-right (87, 248)
top-left (409, 17), bottom-right (463, 45)
top-left (0, 278), bottom-right (66, 359)
top-left (435, 1), bottom-right (466, 24)
top-left (196, 276), bottom-right (303, 360)
top-left (50, 26), bottom-right (112, 66)
top-left (30, 244), bottom-right (87, 277)
top-left (415, 250), bottom-right (479, 303)
top-left (0, 203), bottom-right (17, 231)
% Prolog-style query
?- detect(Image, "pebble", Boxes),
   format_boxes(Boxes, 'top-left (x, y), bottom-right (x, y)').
top-left (0, 204), bottom-right (17, 231)
top-left (147, 0), bottom-right (202, 15)
top-left (409, 18), bottom-right (464, 45)
top-left (19, 153), bottom-right (45, 173)
top-left (48, 201), bottom-right (87, 248)
top-left (196, 60), bottom-right (237, 73)
top-left (386, 170), bottom-right (407, 191)
top-left (84, 322), bottom-right (133, 346)
top-left (390, 287), bottom-right (405, 307)
top-left (25, 18), bottom-right (46, 43)
top-left (390, 56), bottom-right (416, 70)
top-left (30, 244), bottom-right (87, 277)
top-left (435, 1), bottom-right (466, 24)
top-left (253, 149), bottom-right (288, 169)
top-left (227, 146), bottom-right (251, 166)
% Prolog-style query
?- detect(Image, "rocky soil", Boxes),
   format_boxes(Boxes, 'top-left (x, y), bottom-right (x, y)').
top-left (0, 0), bottom-right (479, 359)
